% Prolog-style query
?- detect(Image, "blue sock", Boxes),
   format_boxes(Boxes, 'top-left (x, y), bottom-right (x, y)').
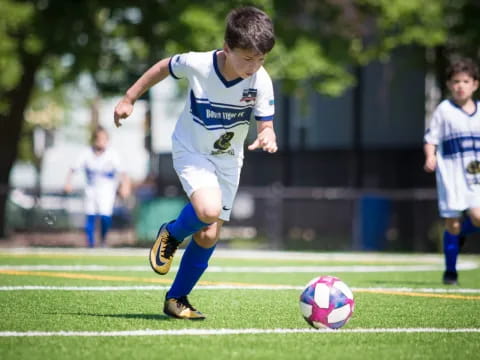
top-left (166, 239), bottom-right (216, 299)
top-left (166, 203), bottom-right (209, 242)
top-left (461, 216), bottom-right (479, 236)
top-left (443, 230), bottom-right (459, 273)
top-left (85, 215), bottom-right (96, 248)
top-left (100, 215), bottom-right (112, 243)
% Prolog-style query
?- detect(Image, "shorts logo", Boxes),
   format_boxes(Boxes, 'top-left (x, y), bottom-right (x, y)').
top-left (240, 88), bottom-right (257, 103)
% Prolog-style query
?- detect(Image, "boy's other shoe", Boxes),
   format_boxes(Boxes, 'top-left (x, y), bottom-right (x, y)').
top-left (149, 223), bottom-right (180, 275)
top-left (442, 271), bottom-right (458, 285)
top-left (164, 296), bottom-right (206, 320)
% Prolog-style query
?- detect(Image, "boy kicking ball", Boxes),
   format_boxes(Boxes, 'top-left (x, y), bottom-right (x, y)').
top-left (424, 57), bottom-right (480, 285)
top-left (114, 7), bottom-right (277, 318)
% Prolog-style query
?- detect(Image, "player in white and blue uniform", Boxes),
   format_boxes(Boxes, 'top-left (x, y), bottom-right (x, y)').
top-left (424, 58), bottom-right (480, 285)
top-left (114, 7), bottom-right (277, 318)
top-left (65, 127), bottom-right (129, 247)
top-left (169, 49), bottom-right (274, 221)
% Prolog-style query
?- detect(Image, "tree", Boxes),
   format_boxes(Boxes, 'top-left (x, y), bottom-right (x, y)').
top-left (0, 0), bottom-right (471, 238)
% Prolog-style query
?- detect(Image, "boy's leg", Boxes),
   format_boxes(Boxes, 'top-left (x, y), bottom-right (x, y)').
top-left (443, 230), bottom-right (459, 283)
top-left (149, 188), bottom-right (221, 275)
top-left (443, 217), bottom-right (462, 285)
top-left (462, 208), bottom-right (480, 247)
top-left (166, 202), bottom-right (210, 242)
top-left (100, 215), bottom-right (112, 247)
top-left (164, 221), bottom-right (222, 320)
top-left (85, 215), bottom-right (96, 248)
top-left (460, 215), bottom-right (478, 236)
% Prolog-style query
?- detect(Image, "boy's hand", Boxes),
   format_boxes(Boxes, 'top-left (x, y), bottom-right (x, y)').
top-left (424, 156), bottom-right (437, 173)
top-left (248, 127), bottom-right (278, 153)
top-left (118, 176), bottom-right (131, 199)
top-left (114, 97), bottom-right (134, 127)
top-left (63, 182), bottom-right (73, 194)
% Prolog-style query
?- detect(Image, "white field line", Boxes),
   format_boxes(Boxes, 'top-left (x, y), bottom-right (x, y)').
top-left (1, 285), bottom-right (480, 294)
top-left (0, 262), bottom-right (477, 272)
top-left (0, 328), bottom-right (479, 337)
top-left (0, 248), bottom-right (454, 263)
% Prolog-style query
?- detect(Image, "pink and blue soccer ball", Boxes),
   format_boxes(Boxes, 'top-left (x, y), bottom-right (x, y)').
top-left (299, 275), bottom-right (355, 329)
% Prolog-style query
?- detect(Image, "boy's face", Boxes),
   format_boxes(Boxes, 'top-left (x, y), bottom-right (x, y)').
top-left (224, 45), bottom-right (266, 79)
top-left (93, 131), bottom-right (109, 152)
top-left (447, 72), bottom-right (478, 104)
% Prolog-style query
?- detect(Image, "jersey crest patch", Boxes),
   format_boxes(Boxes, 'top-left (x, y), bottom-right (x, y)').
top-left (240, 88), bottom-right (257, 103)
top-left (467, 160), bottom-right (480, 175)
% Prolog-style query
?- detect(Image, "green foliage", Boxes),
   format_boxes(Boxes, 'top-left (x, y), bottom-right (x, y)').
top-left (0, 0), bottom-right (34, 111)
top-left (0, 0), bottom-right (455, 100)
top-left (270, 0), bottom-right (449, 95)
top-left (0, 0), bottom-right (466, 100)
top-left (355, 0), bottom-right (447, 59)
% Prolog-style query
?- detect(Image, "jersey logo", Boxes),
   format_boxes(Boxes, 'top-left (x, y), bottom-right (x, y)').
top-left (466, 160), bottom-right (480, 174)
top-left (211, 132), bottom-right (235, 155)
top-left (240, 88), bottom-right (257, 103)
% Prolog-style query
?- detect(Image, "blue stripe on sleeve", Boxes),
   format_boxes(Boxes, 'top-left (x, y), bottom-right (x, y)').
top-left (168, 57), bottom-right (181, 80)
top-left (255, 115), bottom-right (274, 121)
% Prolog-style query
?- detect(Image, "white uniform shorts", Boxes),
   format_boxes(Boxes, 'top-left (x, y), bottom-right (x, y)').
top-left (437, 171), bottom-right (480, 218)
top-left (84, 188), bottom-right (116, 216)
top-left (173, 151), bottom-right (241, 221)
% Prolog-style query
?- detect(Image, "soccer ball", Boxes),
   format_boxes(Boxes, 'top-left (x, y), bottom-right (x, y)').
top-left (299, 275), bottom-right (355, 329)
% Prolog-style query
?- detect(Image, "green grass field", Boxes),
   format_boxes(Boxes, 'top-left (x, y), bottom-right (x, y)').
top-left (0, 247), bottom-right (479, 360)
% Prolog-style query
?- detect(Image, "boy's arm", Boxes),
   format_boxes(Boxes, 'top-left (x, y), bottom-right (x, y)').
top-left (114, 57), bottom-right (171, 127)
top-left (63, 169), bottom-right (75, 194)
top-left (423, 143), bottom-right (437, 173)
top-left (118, 172), bottom-right (131, 199)
top-left (248, 120), bottom-right (277, 153)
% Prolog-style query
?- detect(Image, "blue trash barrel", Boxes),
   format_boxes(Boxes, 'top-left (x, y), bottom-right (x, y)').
top-left (356, 195), bottom-right (391, 250)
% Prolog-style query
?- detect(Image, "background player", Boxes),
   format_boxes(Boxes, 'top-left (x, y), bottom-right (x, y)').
top-left (424, 57), bottom-right (480, 285)
top-left (64, 126), bottom-right (130, 247)
top-left (113, 6), bottom-right (277, 319)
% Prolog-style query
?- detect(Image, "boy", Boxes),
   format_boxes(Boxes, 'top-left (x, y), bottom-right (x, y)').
top-left (424, 57), bottom-right (480, 285)
top-left (64, 126), bottom-right (130, 248)
top-left (113, 7), bottom-right (277, 318)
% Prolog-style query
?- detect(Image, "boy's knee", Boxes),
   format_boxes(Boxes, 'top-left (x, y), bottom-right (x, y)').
top-left (196, 207), bottom-right (221, 224)
top-left (194, 228), bottom-right (218, 248)
top-left (445, 221), bottom-right (461, 235)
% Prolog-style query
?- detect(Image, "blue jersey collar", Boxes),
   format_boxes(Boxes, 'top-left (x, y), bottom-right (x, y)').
top-left (213, 50), bottom-right (243, 88)
top-left (448, 99), bottom-right (478, 117)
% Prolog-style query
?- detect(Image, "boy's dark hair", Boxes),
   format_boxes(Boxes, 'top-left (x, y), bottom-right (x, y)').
top-left (446, 57), bottom-right (479, 81)
top-left (224, 7), bottom-right (275, 54)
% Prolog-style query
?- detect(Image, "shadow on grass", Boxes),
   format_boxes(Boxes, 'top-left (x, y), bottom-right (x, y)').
top-left (48, 312), bottom-right (173, 321)
top-left (369, 279), bottom-right (440, 286)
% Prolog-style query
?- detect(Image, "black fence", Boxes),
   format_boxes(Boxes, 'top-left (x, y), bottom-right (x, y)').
top-left (4, 186), bottom-right (480, 253)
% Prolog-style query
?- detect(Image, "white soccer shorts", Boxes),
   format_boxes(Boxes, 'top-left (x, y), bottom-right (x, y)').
top-left (84, 188), bottom-right (116, 216)
top-left (173, 151), bottom-right (241, 221)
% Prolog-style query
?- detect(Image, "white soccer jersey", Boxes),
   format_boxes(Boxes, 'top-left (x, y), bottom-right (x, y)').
top-left (424, 99), bottom-right (480, 216)
top-left (72, 147), bottom-right (123, 216)
top-left (168, 50), bottom-right (275, 167)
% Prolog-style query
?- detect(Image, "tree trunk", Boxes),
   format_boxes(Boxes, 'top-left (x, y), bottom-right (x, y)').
top-left (0, 50), bottom-right (43, 239)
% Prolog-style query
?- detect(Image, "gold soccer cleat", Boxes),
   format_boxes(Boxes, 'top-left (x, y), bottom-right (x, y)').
top-left (149, 223), bottom-right (180, 275)
top-left (163, 296), bottom-right (206, 320)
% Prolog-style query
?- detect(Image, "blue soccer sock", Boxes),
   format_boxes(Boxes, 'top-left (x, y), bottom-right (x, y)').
top-left (443, 230), bottom-right (460, 273)
top-left (100, 215), bottom-right (112, 243)
top-left (85, 215), bottom-right (96, 248)
top-left (461, 216), bottom-right (480, 236)
top-left (166, 203), bottom-right (210, 242)
top-left (166, 239), bottom-right (216, 299)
